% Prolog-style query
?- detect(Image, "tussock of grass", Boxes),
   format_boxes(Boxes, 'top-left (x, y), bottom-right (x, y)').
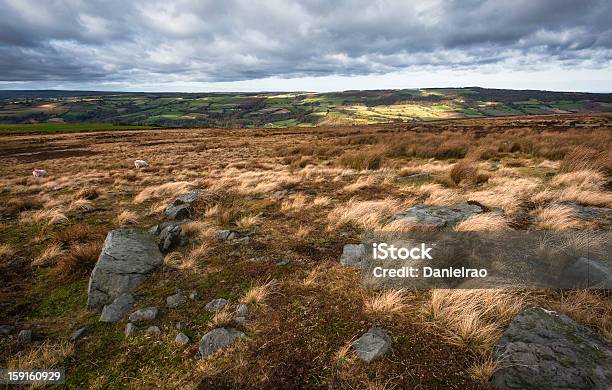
top-left (364, 289), bottom-right (409, 316)
top-left (241, 280), bottom-right (276, 306)
top-left (8, 341), bottom-right (74, 369)
top-left (117, 210), bottom-right (139, 225)
top-left (533, 205), bottom-right (583, 230)
top-left (33, 243), bottom-right (63, 266)
top-left (467, 357), bottom-right (498, 385)
top-left (455, 213), bottom-right (508, 231)
top-left (134, 181), bottom-right (195, 203)
top-left (0, 243), bottom-right (15, 259)
top-left (52, 242), bottom-right (101, 280)
top-left (328, 197), bottom-right (406, 230)
top-left (338, 150), bottom-right (383, 170)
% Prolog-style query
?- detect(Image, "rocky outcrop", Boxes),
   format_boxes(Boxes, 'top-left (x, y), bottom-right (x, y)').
top-left (491, 308), bottom-right (612, 390)
top-left (352, 327), bottom-right (392, 363)
top-left (87, 229), bottom-right (163, 308)
top-left (165, 191), bottom-right (200, 220)
top-left (99, 293), bottom-right (135, 322)
top-left (149, 222), bottom-right (185, 252)
top-left (129, 306), bottom-right (158, 322)
top-left (340, 244), bottom-right (367, 268)
top-left (387, 203), bottom-right (486, 229)
top-left (199, 328), bottom-right (245, 357)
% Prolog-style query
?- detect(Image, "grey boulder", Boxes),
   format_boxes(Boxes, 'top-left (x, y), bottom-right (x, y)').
top-left (129, 306), bottom-right (158, 322)
top-left (150, 222), bottom-right (184, 252)
top-left (87, 229), bottom-right (163, 308)
top-left (216, 230), bottom-right (237, 241)
top-left (99, 293), bottom-right (135, 322)
top-left (491, 307), bottom-right (612, 390)
top-left (17, 329), bottom-right (32, 343)
top-left (205, 298), bottom-right (228, 313)
top-left (386, 203), bottom-right (485, 229)
top-left (165, 191), bottom-right (200, 220)
top-left (167, 292), bottom-right (187, 308)
top-left (199, 328), bottom-right (245, 357)
top-left (340, 244), bottom-right (367, 268)
top-left (175, 332), bottom-right (190, 345)
top-left (352, 327), bottom-right (392, 363)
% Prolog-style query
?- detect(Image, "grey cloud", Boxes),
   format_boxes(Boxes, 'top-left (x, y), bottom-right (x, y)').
top-left (0, 0), bottom-right (610, 85)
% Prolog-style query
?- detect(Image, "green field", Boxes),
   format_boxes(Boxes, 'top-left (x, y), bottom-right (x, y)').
top-left (0, 123), bottom-right (158, 135)
top-left (0, 87), bottom-right (609, 132)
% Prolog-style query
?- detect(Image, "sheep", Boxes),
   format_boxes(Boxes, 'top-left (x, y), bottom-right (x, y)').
top-left (134, 160), bottom-right (148, 168)
top-left (32, 168), bottom-right (48, 177)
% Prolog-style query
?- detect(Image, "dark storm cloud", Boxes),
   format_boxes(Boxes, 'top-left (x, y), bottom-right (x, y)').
top-left (0, 0), bottom-right (610, 84)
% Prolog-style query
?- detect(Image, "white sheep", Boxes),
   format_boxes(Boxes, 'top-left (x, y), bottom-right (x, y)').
top-left (134, 160), bottom-right (148, 168)
top-left (32, 168), bottom-right (48, 177)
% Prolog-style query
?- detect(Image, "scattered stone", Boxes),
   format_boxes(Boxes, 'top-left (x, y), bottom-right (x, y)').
top-left (146, 326), bottom-right (161, 334)
top-left (216, 230), bottom-right (237, 241)
top-left (99, 293), bottom-right (135, 322)
top-left (129, 306), bottom-right (159, 322)
top-left (205, 298), bottom-right (228, 312)
top-left (340, 244), bottom-right (367, 268)
top-left (236, 236), bottom-right (251, 244)
top-left (156, 222), bottom-right (183, 252)
top-left (175, 332), bottom-right (190, 345)
top-left (189, 290), bottom-right (198, 300)
top-left (0, 325), bottom-right (15, 336)
top-left (352, 327), bottom-right (392, 363)
top-left (175, 322), bottom-right (185, 331)
top-left (87, 229), bottom-right (163, 308)
top-left (563, 257), bottom-right (612, 289)
top-left (167, 292), bottom-right (187, 308)
top-left (165, 191), bottom-right (200, 220)
top-left (234, 317), bottom-right (247, 326)
top-left (387, 203), bottom-right (485, 229)
top-left (69, 326), bottom-right (88, 341)
top-left (125, 322), bottom-right (138, 337)
top-left (276, 258), bottom-right (290, 266)
top-left (199, 328), bottom-right (245, 357)
top-left (17, 329), bottom-right (32, 343)
top-left (235, 304), bottom-right (248, 318)
top-left (491, 307), bottom-right (612, 390)
top-left (271, 190), bottom-right (287, 200)
top-left (396, 172), bottom-right (432, 182)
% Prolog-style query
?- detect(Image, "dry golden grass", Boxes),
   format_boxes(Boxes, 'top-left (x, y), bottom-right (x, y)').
top-left (134, 181), bottom-right (195, 203)
top-left (181, 221), bottom-right (215, 241)
top-left (0, 243), bottom-right (15, 259)
top-left (52, 242), bottom-right (101, 280)
top-left (338, 149), bottom-right (383, 170)
top-left (533, 205), bottom-right (583, 230)
top-left (553, 290), bottom-right (611, 338)
top-left (419, 183), bottom-right (465, 206)
top-left (449, 160), bottom-right (487, 186)
top-left (428, 289), bottom-right (526, 353)
top-left (312, 195), bottom-right (332, 207)
top-left (117, 210), bottom-right (139, 225)
top-left (66, 198), bottom-right (94, 213)
top-left (343, 175), bottom-right (379, 192)
top-left (551, 169), bottom-right (606, 190)
top-left (20, 209), bottom-right (68, 225)
top-left (209, 307), bottom-right (234, 328)
top-left (280, 193), bottom-right (308, 212)
top-left (328, 197), bottom-right (406, 230)
top-left (7, 341), bottom-right (74, 369)
top-left (235, 213), bottom-right (263, 229)
top-left (33, 243), bottom-right (63, 266)
top-left (467, 357), bottom-right (498, 385)
top-left (240, 280), bottom-right (276, 306)
top-left (364, 289), bottom-right (409, 316)
top-left (455, 213), bottom-right (509, 231)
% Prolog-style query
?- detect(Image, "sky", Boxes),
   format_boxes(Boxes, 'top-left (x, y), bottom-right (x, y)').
top-left (0, 0), bottom-right (610, 93)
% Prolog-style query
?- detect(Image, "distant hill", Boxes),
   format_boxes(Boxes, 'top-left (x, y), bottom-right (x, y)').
top-left (0, 87), bottom-right (610, 128)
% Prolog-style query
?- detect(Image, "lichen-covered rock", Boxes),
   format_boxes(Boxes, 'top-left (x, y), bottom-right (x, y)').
top-left (87, 229), bottom-right (163, 308)
top-left (150, 222), bottom-right (184, 252)
top-left (99, 293), bottom-right (135, 322)
top-left (167, 291), bottom-right (187, 308)
top-left (199, 328), bottom-right (245, 357)
top-left (340, 244), bottom-right (367, 268)
top-left (352, 327), bottom-right (392, 363)
top-left (205, 298), bottom-right (228, 312)
top-left (387, 203), bottom-right (485, 229)
top-left (491, 307), bottom-right (612, 390)
top-left (129, 307), bottom-right (158, 322)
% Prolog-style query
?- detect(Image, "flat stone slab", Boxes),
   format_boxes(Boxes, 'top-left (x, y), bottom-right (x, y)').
top-left (491, 307), bottom-right (612, 390)
top-left (205, 298), bottom-right (229, 312)
top-left (99, 293), bottom-right (135, 322)
top-left (387, 203), bottom-right (484, 229)
top-left (129, 306), bottom-right (159, 322)
top-left (199, 328), bottom-right (245, 357)
top-left (87, 229), bottom-right (163, 308)
top-left (340, 244), bottom-right (367, 268)
top-left (352, 327), bottom-right (392, 363)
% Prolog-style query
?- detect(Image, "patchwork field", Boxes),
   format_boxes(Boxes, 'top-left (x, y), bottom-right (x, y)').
top-left (0, 113), bottom-right (610, 388)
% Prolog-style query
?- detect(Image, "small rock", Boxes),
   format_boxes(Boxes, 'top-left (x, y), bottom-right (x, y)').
top-left (352, 327), bottom-right (392, 363)
top-left (125, 322), bottom-right (138, 337)
top-left (205, 298), bottom-right (229, 313)
top-left (188, 290), bottom-right (198, 300)
top-left (235, 304), bottom-right (248, 318)
top-left (386, 203), bottom-right (486, 230)
top-left (129, 307), bottom-right (158, 322)
top-left (216, 230), bottom-right (237, 241)
top-left (0, 325), bottom-right (15, 336)
top-left (276, 258), bottom-right (290, 266)
top-left (234, 316), bottom-right (247, 326)
top-left (236, 236), bottom-right (251, 244)
top-left (158, 223), bottom-right (183, 252)
top-left (175, 322), bottom-right (185, 331)
top-left (199, 328), bottom-right (245, 357)
top-left (17, 329), bottom-right (32, 343)
top-left (99, 293), bottom-right (135, 322)
top-left (340, 244), bottom-right (366, 268)
top-left (175, 332), bottom-right (190, 345)
top-left (146, 326), bottom-right (160, 334)
top-left (167, 292), bottom-right (187, 308)
top-left (69, 326), bottom-right (88, 341)
top-left (164, 191), bottom-right (200, 220)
